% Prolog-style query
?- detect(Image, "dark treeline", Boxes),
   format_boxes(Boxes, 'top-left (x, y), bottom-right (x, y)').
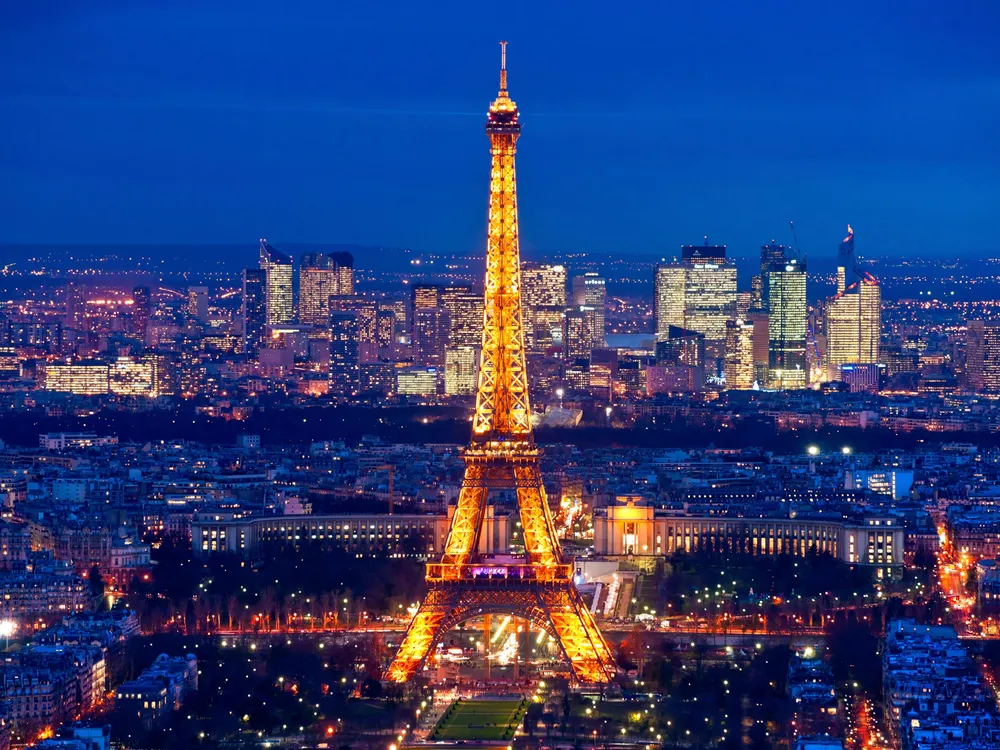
top-left (1, 403), bottom-right (990, 455)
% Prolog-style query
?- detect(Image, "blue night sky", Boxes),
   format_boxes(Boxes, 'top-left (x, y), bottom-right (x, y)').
top-left (0, 0), bottom-right (998, 259)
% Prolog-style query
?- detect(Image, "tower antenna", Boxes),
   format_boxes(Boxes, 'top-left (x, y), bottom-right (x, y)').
top-left (499, 40), bottom-right (508, 92)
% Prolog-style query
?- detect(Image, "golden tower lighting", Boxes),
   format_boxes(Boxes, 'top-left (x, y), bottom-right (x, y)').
top-left (384, 43), bottom-right (616, 685)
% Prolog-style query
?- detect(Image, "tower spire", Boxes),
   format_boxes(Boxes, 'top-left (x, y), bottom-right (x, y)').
top-left (499, 40), bottom-right (508, 92)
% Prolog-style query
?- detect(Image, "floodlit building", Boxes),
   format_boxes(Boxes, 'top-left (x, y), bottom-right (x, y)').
top-left (441, 286), bottom-right (483, 350)
top-left (42, 362), bottom-right (109, 396)
top-left (654, 245), bottom-right (736, 344)
top-left (412, 307), bottom-right (451, 368)
top-left (570, 273), bottom-right (606, 347)
top-left (396, 366), bottom-right (438, 396)
top-left (259, 239), bottom-right (294, 326)
top-left (724, 319), bottom-right (754, 390)
top-left (564, 306), bottom-right (601, 360)
top-left (767, 258), bottom-right (808, 389)
top-left (825, 226), bottom-right (881, 377)
top-left (298, 266), bottom-right (339, 326)
top-left (444, 346), bottom-right (478, 396)
top-left (594, 497), bottom-right (903, 573)
top-left (522, 262), bottom-right (567, 352)
top-left (966, 320), bottom-right (1000, 393)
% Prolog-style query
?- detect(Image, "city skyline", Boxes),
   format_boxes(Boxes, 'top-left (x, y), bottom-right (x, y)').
top-left (1, 2), bottom-right (998, 257)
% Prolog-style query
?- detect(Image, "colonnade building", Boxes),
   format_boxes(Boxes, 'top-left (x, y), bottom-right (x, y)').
top-left (593, 497), bottom-right (903, 576)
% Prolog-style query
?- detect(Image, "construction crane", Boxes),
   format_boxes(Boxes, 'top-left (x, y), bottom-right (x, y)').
top-left (788, 220), bottom-right (801, 258)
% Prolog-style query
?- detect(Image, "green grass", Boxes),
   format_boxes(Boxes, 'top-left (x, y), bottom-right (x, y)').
top-left (429, 698), bottom-right (528, 742)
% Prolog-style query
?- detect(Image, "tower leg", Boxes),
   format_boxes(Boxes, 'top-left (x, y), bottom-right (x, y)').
top-left (384, 590), bottom-right (451, 683)
top-left (514, 465), bottom-right (561, 568)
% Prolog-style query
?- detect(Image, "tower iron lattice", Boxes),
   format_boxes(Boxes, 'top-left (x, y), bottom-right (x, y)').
top-left (384, 43), bottom-right (616, 685)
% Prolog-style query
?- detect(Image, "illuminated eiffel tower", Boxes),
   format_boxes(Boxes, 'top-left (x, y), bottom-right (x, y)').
top-left (384, 43), bottom-right (616, 685)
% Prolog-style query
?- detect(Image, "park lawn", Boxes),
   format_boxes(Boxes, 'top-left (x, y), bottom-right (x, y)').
top-left (430, 699), bottom-right (528, 742)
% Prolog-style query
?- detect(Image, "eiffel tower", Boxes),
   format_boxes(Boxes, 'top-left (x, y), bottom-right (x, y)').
top-left (384, 43), bottom-right (616, 685)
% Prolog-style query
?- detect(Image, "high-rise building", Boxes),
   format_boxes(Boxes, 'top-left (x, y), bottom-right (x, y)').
top-left (298, 252), bottom-right (355, 324)
top-left (259, 239), bottom-right (294, 326)
top-left (330, 295), bottom-right (378, 361)
top-left (564, 306), bottom-right (599, 360)
top-left (63, 283), bottom-right (85, 330)
top-left (570, 273), bottom-right (606, 347)
top-left (767, 258), bottom-right (808, 389)
top-left (332, 252), bottom-right (355, 295)
top-left (411, 283), bottom-right (443, 313)
top-left (522, 262), bottom-right (567, 353)
top-left (750, 312), bottom-right (770, 386)
top-left (187, 286), bottom-right (209, 323)
top-left (754, 242), bottom-right (789, 311)
top-left (299, 267), bottom-right (338, 326)
top-left (648, 326), bottom-right (705, 394)
top-left (654, 246), bottom-right (736, 343)
top-left (441, 286), bottom-right (484, 350)
top-left (724, 319), bottom-right (754, 390)
top-left (328, 311), bottom-right (359, 396)
top-left (412, 307), bottom-right (450, 368)
top-left (444, 346), bottom-right (479, 396)
top-left (375, 308), bottom-right (396, 351)
top-left (589, 348), bottom-right (617, 400)
top-left (132, 286), bottom-right (151, 341)
top-left (530, 307), bottom-right (565, 353)
top-left (825, 226), bottom-right (881, 377)
top-left (241, 269), bottom-right (267, 359)
top-left (966, 320), bottom-right (1000, 393)
top-left (522, 263), bottom-right (567, 307)
top-left (654, 265), bottom-right (686, 341)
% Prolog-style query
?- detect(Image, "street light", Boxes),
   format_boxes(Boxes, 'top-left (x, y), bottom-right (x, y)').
top-left (842, 446), bottom-right (852, 455)
top-left (0, 620), bottom-right (14, 650)
top-left (807, 445), bottom-right (819, 456)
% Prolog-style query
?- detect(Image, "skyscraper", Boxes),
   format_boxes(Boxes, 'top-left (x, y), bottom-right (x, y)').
top-left (767, 258), bottom-right (808, 389)
top-left (522, 262), bottom-right (567, 353)
top-left (441, 285), bottom-right (484, 350)
top-left (331, 252), bottom-right (355, 295)
top-left (966, 320), bottom-right (1000, 393)
top-left (444, 346), bottom-right (479, 396)
top-left (298, 252), bottom-right (355, 324)
top-left (63, 283), bottom-right (84, 330)
top-left (522, 263), bottom-right (567, 307)
top-left (299, 264), bottom-right (338, 327)
top-left (825, 226), bottom-right (881, 377)
top-left (259, 240), bottom-right (294, 326)
top-left (724, 319), bottom-right (754, 390)
top-left (654, 245), bottom-right (737, 343)
top-left (328, 310), bottom-right (359, 396)
top-left (187, 286), bottom-right (209, 323)
top-left (241, 269), bottom-right (266, 359)
top-left (570, 272), bottom-right (606, 347)
top-left (411, 283), bottom-right (443, 312)
top-left (412, 307), bottom-right (451, 367)
top-left (654, 264), bottom-right (686, 341)
top-left (564, 306), bottom-right (600, 361)
top-left (330, 295), bottom-right (378, 362)
top-left (754, 242), bottom-right (789, 311)
top-left (132, 286), bottom-right (151, 341)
